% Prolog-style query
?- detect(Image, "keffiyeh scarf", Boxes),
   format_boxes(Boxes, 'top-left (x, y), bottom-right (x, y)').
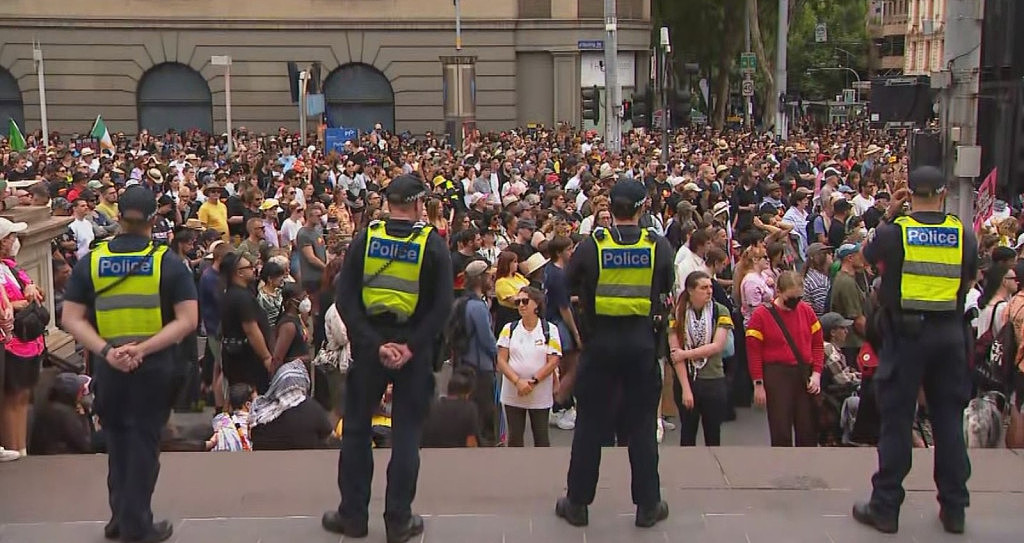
top-left (249, 360), bottom-right (310, 428)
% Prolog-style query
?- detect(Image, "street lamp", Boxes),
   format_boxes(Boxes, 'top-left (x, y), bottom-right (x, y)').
top-left (808, 66), bottom-right (863, 100)
top-left (211, 55), bottom-right (233, 156)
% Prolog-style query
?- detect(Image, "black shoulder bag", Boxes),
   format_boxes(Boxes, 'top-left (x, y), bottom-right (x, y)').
top-left (765, 303), bottom-right (813, 383)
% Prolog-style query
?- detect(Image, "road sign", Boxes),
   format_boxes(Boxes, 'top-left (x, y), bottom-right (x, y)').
top-left (740, 52), bottom-right (756, 74)
top-left (842, 89), bottom-right (856, 103)
top-left (815, 22), bottom-right (828, 43)
top-left (578, 40), bottom-right (604, 51)
top-left (742, 79), bottom-right (755, 97)
top-left (325, 127), bottom-right (358, 153)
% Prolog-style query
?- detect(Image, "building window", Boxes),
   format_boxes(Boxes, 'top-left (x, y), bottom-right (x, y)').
top-left (323, 63), bottom-right (395, 132)
top-left (0, 68), bottom-right (23, 131)
top-left (137, 63), bottom-right (212, 133)
top-left (519, 0), bottom-right (551, 18)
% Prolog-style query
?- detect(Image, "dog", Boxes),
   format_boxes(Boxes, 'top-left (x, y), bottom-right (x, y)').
top-left (963, 391), bottom-right (1008, 448)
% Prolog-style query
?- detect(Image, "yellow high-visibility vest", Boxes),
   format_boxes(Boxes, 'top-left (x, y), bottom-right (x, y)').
top-left (894, 214), bottom-right (964, 312)
top-left (361, 221), bottom-right (432, 321)
top-left (594, 228), bottom-right (656, 316)
top-left (90, 242), bottom-right (166, 345)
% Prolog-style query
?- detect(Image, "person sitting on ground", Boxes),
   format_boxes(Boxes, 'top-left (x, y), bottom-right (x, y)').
top-left (211, 383), bottom-right (255, 452)
top-left (28, 373), bottom-right (93, 455)
top-left (249, 360), bottom-right (332, 450)
top-left (421, 366), bottom-right (480, 448)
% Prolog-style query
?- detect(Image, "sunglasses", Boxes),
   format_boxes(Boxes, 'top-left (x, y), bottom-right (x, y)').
top-left (237, 265), bottom-right (254, 271)
top-left (513, 298), bottom-right (530, 307)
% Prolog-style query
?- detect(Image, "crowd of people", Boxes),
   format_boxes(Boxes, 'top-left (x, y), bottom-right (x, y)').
top-left (0, 117), bottom-right (1021, 459)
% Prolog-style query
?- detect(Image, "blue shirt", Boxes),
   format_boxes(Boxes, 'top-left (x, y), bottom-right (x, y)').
top-left (199, 266), bottom-right (222, 337)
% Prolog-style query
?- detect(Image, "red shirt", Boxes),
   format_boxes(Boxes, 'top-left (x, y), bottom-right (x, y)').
top-left (744, 301), bottom-right (824, 381)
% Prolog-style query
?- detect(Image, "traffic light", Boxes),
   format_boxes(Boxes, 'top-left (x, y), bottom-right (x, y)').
top-left (631, 86), bottom-right (651, 128)
top-left (581, 86), bottom-right (600, 123)
top-left (670, 62), bottom-right (701, 128)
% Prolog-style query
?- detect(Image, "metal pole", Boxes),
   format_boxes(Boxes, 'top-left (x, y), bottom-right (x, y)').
top-left (225, 62), bottom-right (233, 156)
top-left (774, 0), bottom-right (788, 140)
top-left (660, 27), bottom-right (670, 161)
top-left (942, 0), bottom-right (983, 223)
top-left (298, 70), bottom-right (308, 146)
top-left (455, 0), bottom-right (462, 51)
top-left (744, 0), bottom-right (752, 130)
top-left (33, 43), bottom-right (48, 148)
top-left (603, 0), bottom-right (621, 152)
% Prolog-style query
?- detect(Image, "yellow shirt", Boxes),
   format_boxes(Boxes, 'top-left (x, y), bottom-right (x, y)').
top-left (96, 201), bottom-right (119, 221)
top-left (199, 201), bottom-right (229, 240)
top-left (495, 273), bottom-right (530, 309)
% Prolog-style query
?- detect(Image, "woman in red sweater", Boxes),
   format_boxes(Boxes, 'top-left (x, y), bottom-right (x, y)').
top-left (745, 270), bottom-right (824, 447)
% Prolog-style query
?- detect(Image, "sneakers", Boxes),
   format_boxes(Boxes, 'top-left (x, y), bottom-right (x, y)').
top-left (0, 447), bottom-right (20, 462)
top-left (661, 417), bottom-right (676, 431)
top-left (550, 407), bottom-right (577, 430)
top-left (656, 418), bottom-right (665, 443)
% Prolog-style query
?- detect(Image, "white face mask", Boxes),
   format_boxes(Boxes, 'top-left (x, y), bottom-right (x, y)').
top-left (298, 298), bottom-right (312, 314)
top-left (10, 237), bottom-right (20, 257)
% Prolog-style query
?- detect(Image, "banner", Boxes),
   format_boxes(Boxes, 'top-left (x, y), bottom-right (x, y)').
top-left (325, 127), bottom-right (358, 155)
top-left (973, 167), bottom-right (997, 232)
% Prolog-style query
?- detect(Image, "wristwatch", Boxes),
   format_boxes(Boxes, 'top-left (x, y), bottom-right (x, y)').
top-left (99, 343), bottom-right (114, 358)
top-left (753, 379), bottom-right (764, 386)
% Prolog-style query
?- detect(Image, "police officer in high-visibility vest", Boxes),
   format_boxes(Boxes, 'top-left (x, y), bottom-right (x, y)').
top-left (555, 180), bottom-right (674, 529)
top-left (853, 166), bottom-right (977, 535)
top-left (322, 174), bottom-right (453, 543)
top-left (61, 185), bottom-right (198, 543)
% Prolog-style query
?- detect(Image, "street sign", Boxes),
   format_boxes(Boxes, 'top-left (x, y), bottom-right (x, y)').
top-left (578, 40), bottom-right (604, 51)
top-left (325, 127), bottom-right (358, 154)
top-left (210, 55), bottom-right (232, 66)
top-left (842, 88), bottom-right (856, 103)
top-left (815, 22), bottom-right (828, 43)
top-left (742, 79), bottom-right (755, 97)
top-left (740, 52), bottom-right (756, 74)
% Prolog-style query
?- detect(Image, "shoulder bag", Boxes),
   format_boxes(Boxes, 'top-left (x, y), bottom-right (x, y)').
top-left (765, 303), bottom-right (813, 384)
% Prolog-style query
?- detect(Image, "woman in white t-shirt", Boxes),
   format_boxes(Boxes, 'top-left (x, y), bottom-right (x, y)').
top-left (496, 286), bottom-right (562, 447)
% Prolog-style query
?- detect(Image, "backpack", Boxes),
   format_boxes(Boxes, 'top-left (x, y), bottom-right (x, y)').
top-left (509, 318), bottom-right (551, 346)
top-left (442, 295), bottom-right (473, 365)
top-left (974, 301), bottom-right (1013, 393)
top-left (806, 214), bottom-right (824, 247)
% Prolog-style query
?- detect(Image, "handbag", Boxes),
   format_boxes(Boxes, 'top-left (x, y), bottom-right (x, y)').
top-left (311, 340), bottom-right (341, 369)
top-left (765, 303), bottom-right (814, 384)
top-left (7, 264), bottom-right (49, 341)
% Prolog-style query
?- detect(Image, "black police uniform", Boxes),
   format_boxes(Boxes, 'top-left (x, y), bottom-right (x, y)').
top-left (855, 167), bottom-right (977, 534)
top-left (324, 175), bottom-right (454, 541)
top-left (558, 181), bottom-right (675, 526)
top-left (64, 234), bottom-right (197, 541)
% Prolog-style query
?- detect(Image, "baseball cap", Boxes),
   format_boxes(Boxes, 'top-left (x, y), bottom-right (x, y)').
top-left (465, 260), bottom-right (491, 278)
top-left (837, 184), bottom-right (856, 194)
top-left (0, 217), bottom-right (28, 240)
top-left (908, 165), bottom-right (947, 195)
top-left (819, 312), bottom-right (854, 330)
top-left (836, 243), bottom-right (861, 260)
top-left (806, 242), bottom-right (833, 257)
top-left (386, 174), bottom-right (428, 203)
top-left (609, 180), bottom-right (647, 209)
top-left (118, 185), bottom-right (158, 221)
top-left (52, 372), bottom-right (91, 398)
top-left (517, 219), bottom-right (537, 231)
top-left (682, 182), bottom-right (703, 193)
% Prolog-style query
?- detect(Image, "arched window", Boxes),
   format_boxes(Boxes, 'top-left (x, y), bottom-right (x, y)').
top-left (137, 63), bottom-right (212, 133)
top-left (324, 63), bottom-right (395, 132)
top-left (0, 68), bottom-right (23, 130)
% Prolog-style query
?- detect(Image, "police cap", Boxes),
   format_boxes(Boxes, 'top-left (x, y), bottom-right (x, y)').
top-left (119, 185), bottom-right (158, 221)
top-left (609, 180), bottom-right (647, 209)
top-left (386, 174), bottom-right (428, 204)
top-left (908, 166), bottom-right (947, 196)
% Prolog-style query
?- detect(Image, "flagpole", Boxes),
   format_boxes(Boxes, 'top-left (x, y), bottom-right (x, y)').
top-left (33, 41), bottom-right (49, 148)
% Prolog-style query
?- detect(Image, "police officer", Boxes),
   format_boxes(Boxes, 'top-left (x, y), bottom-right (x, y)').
top-left (322, 174), bottom-right (453, 543)
top-left (853, 166), bottom-right (976, 534)
top-left (61, 185), bottom-right (199, 543)
top-left (555, 180), bottom-right (674, 529)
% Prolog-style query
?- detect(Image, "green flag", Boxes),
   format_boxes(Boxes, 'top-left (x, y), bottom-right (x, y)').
top-left (7, 118), bottom-right (25, 151)
top-left (90, 115), bottom-right (114, 151)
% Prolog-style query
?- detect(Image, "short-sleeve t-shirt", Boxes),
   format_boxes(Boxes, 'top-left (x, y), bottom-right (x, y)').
top-left (220, 284), bottom-right (273, 392)
top-left (494, 273), bottom-right (530, 308)
top-left (497, 320), bottom-right (562, 410)
top-left (828, 271), bottom-right (867, 348)
top-left (543, 263), bottom-right (571, 323)
top-left (296, 226), bottom-right (326, 287)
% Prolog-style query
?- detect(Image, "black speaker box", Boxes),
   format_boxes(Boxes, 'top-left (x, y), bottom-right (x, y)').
top-left (868, 76), bottom-right (934, 128)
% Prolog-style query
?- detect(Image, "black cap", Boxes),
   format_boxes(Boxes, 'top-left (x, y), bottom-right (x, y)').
top-left (386, 174), bottom-right (428, 204)
top-left (157, 194), bottom-right (174, 207)
top-left (908, 166), bottom-right (946, 195)
top-left (609, 180), bottom-right (647, 209)
top-left (119, 185), bottom-right (158, 220)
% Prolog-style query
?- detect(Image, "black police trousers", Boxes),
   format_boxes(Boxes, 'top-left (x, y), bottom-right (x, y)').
top-left (870, 317), bottom-right (971, 516)
top-left (93, 357), bottom-right (176, 540)
top-left (336, 345), bottom-right (434, 526)
top-left (567, 324), bottom-right (662, 507)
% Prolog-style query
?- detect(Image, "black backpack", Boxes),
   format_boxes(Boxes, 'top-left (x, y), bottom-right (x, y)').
top-left (806, 214), bottom-right (824, 247)
top-left (508, 318), bottom-right (551, 346)
top-left (443, 295), bottom-right (473, 365)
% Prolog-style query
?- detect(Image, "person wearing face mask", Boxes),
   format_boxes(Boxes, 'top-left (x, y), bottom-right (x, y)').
top-left (745, 270), bottom-right (824, 447)
top-left (272, 282), bottom-right (312, 369)
top-left (257, 261), bottom-right (287, 328)
top-left (322, 174), bottom-right (453, 543)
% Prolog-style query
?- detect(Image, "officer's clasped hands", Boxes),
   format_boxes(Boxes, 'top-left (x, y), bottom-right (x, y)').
top-left (107, 343), bottom-right (145, 373)
top-left (378, 343), bottom-right (412, 370)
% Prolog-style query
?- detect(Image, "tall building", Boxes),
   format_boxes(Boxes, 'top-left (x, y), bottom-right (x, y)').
top-left (868, 0), bottom-right (909, 77)
top-left (0, 0), bottom-right (652, 135)
top-left (904, 0), bottom-right (946, 75)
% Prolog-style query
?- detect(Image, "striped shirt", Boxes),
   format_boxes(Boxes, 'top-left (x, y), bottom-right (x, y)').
top-left (803, 268), bottom-right (831, 316)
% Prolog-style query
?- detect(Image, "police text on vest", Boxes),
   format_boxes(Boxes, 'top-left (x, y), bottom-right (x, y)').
top-left (601, 248), bottom-right (652, 269)
top-left (368, 238), bottom-right (421, 264)
top-left (905, 227), bottom-right (959, 248)
top-left (98, 256), bottom-right (155, 277)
